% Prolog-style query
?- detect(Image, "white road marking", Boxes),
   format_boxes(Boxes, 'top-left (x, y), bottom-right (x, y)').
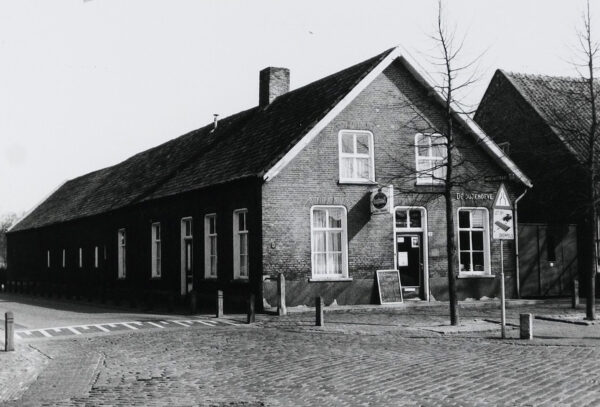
top-left (121, 323), bottom-right (138, 330)
top-left (53, 328), bottom-right (61, 333)
top-left (171, 321), bottom-right (191, 327)
top-left (146, 321), bottom-right (165, 329)
top-left (67, 327), bottom-right (81, 335)
top-left (195, 320), bottom-right (214, 326)
top-left (81, 326), bottom-right (90, 330)
top-left (95, 325), bottom-right (110, 333)
top-left (39, 330), bottom-right (52, 338)
top-left (108, 324), bottom-right (117, 328)
top-left (216, 319), bottom-right (238, 325)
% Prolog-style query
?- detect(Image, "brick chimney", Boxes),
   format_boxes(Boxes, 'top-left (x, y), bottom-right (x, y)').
top-left (259, 67), bottom-right (290, 107)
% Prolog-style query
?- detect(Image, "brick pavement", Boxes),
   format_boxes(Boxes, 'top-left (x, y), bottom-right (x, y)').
top-left (2, 303), bottom-right (600, 406)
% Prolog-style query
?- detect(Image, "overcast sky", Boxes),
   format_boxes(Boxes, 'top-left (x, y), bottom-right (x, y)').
top-left (0, 0), bottom-right (595, 215)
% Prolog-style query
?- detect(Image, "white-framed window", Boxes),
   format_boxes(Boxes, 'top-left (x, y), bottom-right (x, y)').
top-left (395, 208), bottom-right (425, 230)
top-left (415, 133), bottom-right (447, 184)
top-left (233, 209), bottom-right (249, 279)
top-left (151, 222), bottom-right (161, 278)
top-left (79, 248), bottom-right (83, 268)
top-left (62, 249), bottom-right (66, 268)
top-left (181, 217), bottom-right (193, 294)
top-left (338, 130), bottom-right (375, 183)
top-left (310, 206), bottom-right (349, 279)
top-left (94, 246), bottom-right (99, 269)
top-left (118, 229), bottom-right (126, 279)
top-left (47, 250), bottom-right (51, 268)
top-left (204, 214), bottom-right (217, 278)
top-left (457, 208), bottom-right (491, 275)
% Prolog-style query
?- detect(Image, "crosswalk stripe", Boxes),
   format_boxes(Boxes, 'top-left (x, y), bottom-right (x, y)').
top-left (195, 320), bottom-right (214, 326)
top-left (146, 321), bottom-right (165, 329)
top-left (38, 330), bottom-right (52, 338)
top-left (67, 327), bottom-right (81, 335)
top-left (95, 325), bottom-right (110, 332)
top-left (171, 321), bottom-right (191, 327)
top-left (121, 323), bottom-right (138, 330)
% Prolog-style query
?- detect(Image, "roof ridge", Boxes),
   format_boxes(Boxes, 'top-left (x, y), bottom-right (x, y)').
top-left (501, 69), bottom-right (600, 84)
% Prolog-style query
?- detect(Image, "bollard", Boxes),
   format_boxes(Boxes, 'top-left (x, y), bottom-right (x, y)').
top-left (189, 291), bottom-right (197, 315)
top-left (520, 313), bottom-right (533, 340)
top-left (216, 290), bottom-right (224, 318)
top-left (5, 312), bottom-right (14, 352)
top-left (316, 296), bottom-right (324, 327)
top-left (247, 293), bottom-right (256, 324)
top-left (277, 272), bottom-right (287, 316)
top-left (572, 279), bottom-right (579, 309)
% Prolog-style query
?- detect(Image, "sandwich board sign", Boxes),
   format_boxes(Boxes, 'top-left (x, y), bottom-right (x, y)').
top-left (492, 183), bottom-right (514, 240)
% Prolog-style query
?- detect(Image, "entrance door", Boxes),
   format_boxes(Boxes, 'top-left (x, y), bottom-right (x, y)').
top-left (184, 238), bottom-right (193, 294)
top-left (396, 233), bottom-right (422, 298)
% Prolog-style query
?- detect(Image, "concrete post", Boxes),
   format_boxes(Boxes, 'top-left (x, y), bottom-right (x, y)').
top-left (520, 313), bottom-right (533, 340)
top-left (5, 312), bottom-right (14, 352)
top-left (572, 279), bottom-right (580, 309)
top-left (277, 272), bottom-right (287, 316)
top-left (247, 293), bottom-right (256, 324)
top-left (216, 290), bottom-right (224, 318)
top-left (316, 296), bottom-right (324, 327)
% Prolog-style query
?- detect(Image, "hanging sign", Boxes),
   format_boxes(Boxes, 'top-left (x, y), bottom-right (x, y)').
top-left (370, 185), bottom-right (394, 214)
top-left (492, 183), bottom-right (514, 240)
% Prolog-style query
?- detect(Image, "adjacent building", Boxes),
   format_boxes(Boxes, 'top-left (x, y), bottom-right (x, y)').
top-left (7, 47), bottom-right (531, 309)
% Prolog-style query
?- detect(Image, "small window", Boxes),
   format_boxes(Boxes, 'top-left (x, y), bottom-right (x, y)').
top-left (204, 214), bottom-right (217, 278)
top-left (395, 208), bottom-right (424, 229)
top-left (311, 206), bottom-right (348, 279)
top-left (151, 223), bottom-right (161, 278)
top-left (233, 209), bottom-right (249, 279)
top-left (62, 249), bottom-right (66, 268)
top-left (79, 248), bottom-right (83, 269)
top-left (181, 217), bottom-right (193, 294)
top-left (94, 246), bottom-right (99, 269)
top-left (47, 250), bottom-right (51, 268)
top-left (415, 133), bottom-right (447, 185)
top-left (338, 130), bottom-right (375, 182)
top-left (458, 208), bottom-right (490, 274)
top-left (118, 229), bottom-right (126, 279)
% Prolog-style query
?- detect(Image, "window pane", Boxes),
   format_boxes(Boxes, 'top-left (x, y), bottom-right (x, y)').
top-left (314, 231), bottom-right (326, 252)
top-left (472, 252), bottom-right (484, 271)
top-left (328, 231), bottom-right (342, 252)
top-left (328, 208), bottom-right (343, 228)
top-left (356, 158), bottom-right (370, 179)
top-left (185, 220), bottom-right (191, 236)
top-left (341, 133), bottom-right (354, 153)
top-left (417, 144), bottom-right (430, 158)
top-left (409, 210), bottom-right (421, 228)
top-left (432, 137), bottom-right (446, 158)
top-left (328, 253), bottom-right (342, 274)
top-left (471, 210), bottom-right (485, 228)
top-left (459, 211), bottom-right (470, 228)
top-left (313, 209), bottom-right (326, 228)
top-left (396, 210), bottom-right (408, 228)
top-left (459, 231), bottom-right (470, 250)
top-left (356, 133), bottom-right (369, 154)
top-left (341, 157), bottom-right (353, 179)
top-left (460, 252), bottom-right (471, 271)
top-left (472, 231), bottom-right (484, 250)
top-left (210, 236), bottom-right (217, 255)
top-left (240, 234), bottom-right (248, 255)
top-left (238, 212), bottom-right (246, 231)
top-left (314, 254), bottom-right (327, 274)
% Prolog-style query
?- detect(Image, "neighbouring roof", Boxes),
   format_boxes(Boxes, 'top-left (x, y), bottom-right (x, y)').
top-left (11, 47), bottom-right (531, 233)
top-left (497, 70), bottom-right (600, 164)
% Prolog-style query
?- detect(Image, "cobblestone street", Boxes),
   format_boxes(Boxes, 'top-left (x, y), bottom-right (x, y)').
top-left (2, 301), bottom-right (600, 406)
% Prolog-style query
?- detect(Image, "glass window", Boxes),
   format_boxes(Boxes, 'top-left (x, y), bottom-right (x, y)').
top-left (118, 229), bottom-right (126, 278)
top-left (415, 133), bottom-right (447, 184)
top-left (204, 214), bottom-right (217, 278)
top-left (311, 206), bottom-right (348, 278)
top-left (395, 208), bottom-right (424, 229)
top-left (151, 223), bottom-right (161, 278)
top-left (339, 130), bottom-right (374, 182)
top-left (233, 209), bottom-right (249, 279)
top-left (458, 208), bottom-right (490, 274)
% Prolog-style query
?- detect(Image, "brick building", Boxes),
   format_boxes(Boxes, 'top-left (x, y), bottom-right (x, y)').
top-left (475, 71), bottom-right (594, 297)
top-left (7, 47), bottom-right (531, 309)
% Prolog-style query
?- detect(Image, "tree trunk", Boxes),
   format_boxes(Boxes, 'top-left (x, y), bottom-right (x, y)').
top-left (445, 190), bottom-right (459, 325)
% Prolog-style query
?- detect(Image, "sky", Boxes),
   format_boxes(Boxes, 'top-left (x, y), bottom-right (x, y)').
top-left (0, 0), bottom-right (596, 215)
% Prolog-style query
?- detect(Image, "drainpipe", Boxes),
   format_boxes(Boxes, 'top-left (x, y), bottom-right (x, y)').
top-left (513, 188), bottom-right (528, 299)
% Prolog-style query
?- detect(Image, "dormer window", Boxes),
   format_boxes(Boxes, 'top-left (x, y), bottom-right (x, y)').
top-left (415, 133), bottom-right (447, 185)
top-left (338, 130), bottom-right (375, 183)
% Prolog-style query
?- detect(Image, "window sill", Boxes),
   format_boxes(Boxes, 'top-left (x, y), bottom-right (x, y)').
top-left (338, 180), bottom-right (377, 186)
top-left (309, 277), bottom-right (353, 282)
top-left (458, 273), bottom-right (494, 279)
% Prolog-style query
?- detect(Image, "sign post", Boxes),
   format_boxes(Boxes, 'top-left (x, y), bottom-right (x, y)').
top-left (492, 184), bottom-right (514, 339)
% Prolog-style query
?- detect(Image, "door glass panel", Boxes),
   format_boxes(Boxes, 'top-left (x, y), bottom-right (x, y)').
top-left (396, 210), bottom-right (408, 228)
top-left (409, 210), bottom-right (421, 228)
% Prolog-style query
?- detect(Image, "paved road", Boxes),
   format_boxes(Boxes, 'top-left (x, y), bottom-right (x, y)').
top-left (3, 296), bottom-right (600, 406)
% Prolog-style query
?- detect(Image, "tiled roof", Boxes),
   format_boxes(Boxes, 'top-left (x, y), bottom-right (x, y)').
top-left (11, 48), bottom-right (395, 232)
top-left (501, 70), bottom-right (600, 164)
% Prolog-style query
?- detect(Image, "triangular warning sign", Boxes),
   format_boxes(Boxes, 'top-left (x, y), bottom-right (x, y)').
top-left (493, 183), bottom-right (511, 209)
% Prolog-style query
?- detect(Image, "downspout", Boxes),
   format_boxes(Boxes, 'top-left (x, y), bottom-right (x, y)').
top-left (513, 188), bottom-right (528, 299)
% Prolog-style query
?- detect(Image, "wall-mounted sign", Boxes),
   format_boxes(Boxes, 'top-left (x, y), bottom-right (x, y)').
top-left (492, 184), bottom-right (514, 240)
top-left (376, 270), bottom-right (403, 304)
top-left (370, 185), bottom-right (394, 214)
top-left (455, 192), bottom-right (494, 200)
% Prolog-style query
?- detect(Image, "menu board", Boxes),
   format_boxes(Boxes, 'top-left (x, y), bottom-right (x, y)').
top-left (376, 270), bottom-right (403, 304)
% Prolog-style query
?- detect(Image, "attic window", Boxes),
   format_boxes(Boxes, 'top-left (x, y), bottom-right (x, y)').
top-left (338, 130), bottom-right (375, 183)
